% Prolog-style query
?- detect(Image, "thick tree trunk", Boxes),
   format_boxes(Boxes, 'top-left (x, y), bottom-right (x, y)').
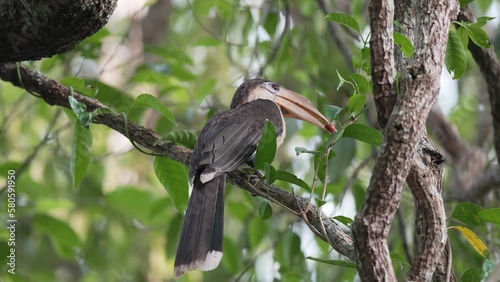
top-left (0, 0), bottom-right (117, 62)
top-left (351, 0), bottom-right (459, 281)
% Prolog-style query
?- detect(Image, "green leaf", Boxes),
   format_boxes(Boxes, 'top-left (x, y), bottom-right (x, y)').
top-left (478, 208), bottom-right (500, 225)
top-left (393, 20), bottom-right (404, 29)
top-left (457, 26), bottom-right (469, 48)
top-left (460, 268), bottom-right (483, 282)
top-left (451, 202), bottom-right (486, 227)
top-left (333, 215), bottom-right (353, 227)
top-left (324, 105), bottom-right (342, 121)
top-left (61, 77), bottom-right (98, 96)
top-left (197, 79), bottom-right (218, 98)
top-left (445, 30), bottom-right (467, 79)
top-left (254, 121), bottom-right (277, 170)
top-left (361, 47), bottom-right (371, 74)
top-left (482, 259), bottom-right (495, 280)
top-left (315, 154), bottom-right (327, 182)
top-left (106, 187), bottom-right (155, 221)
top-left (68, 94), bottom-right (92, 128)
top-left (221, 237), bottom-right (240, 274)
top-left (35, 198), bottom-right (75, 213)
top-left (194, 37), bottom-right (221, 46)
top-left (458, 0), bottom-right (474, 8)
top-left (33, 214), bottom-right (80, 259)
top-left (133, 94), bottom-right (176, 131)
top-left (347, 94), bottom-right (366, 116)
top-left (306, 257), bottom-right (357, 268)
top-left (312, 143), bottom-right (337, 183)
top-left (390, 252), bottom-right (411, 268)
top-left (315, 198), bottom-right (326, 207)
top-left (160, 130), bottom-right (197, 149)
top-left (474, 16), bottom-right (495, 27)
top-left (276, 233), bottom-right (304, 268)
top-left (456, 22), bottom-right (492, 48)
top-left (263, 11), bottom-right (279, 36)
top-left (33, 214), bottom-right (80, 246)
top-left (343, 123), bottom-right (382, 146)
top-left (336, 70), bottom-right (350, 90)
top-left (325, 13), bottom-right (360, 34)
top-left (276, 170), bottom-right (311, 192)
top-left (65, 109), bottom-right (92, 188)
top-left (295, 146), bottom-right (319, 156)
top-left (248, 216), bottom-right (268, 248)
top-left (90, 107), bottom-right (111, 117)
top-left (460, 260), bottom-right (495, 282)
top-left (350, 73), bottom-right (371, 95)
top-left (393, 31), bottom-right (414, 58)
top-left (352, 54), bottom-right (361, 70)
top-left (166, 213), bottom-right (183, 259)
top-left (361, 47), bottom-right (371, 61)
top-left (144, 46), bottom-right (194, 65)
top-left (264, 163), bottom-right (277, 184)
top-left (91, 81), bottom-right (135, 113)
top-left (153, 157), bottom-right (189, 213)
top-left (169, 62), bottom-right (197, 81)
top-left (0, 161), bottom-right (21, 175)
top-left (295, 147), bottom-right (310, 156)
top-left (132, 64), bottom-right (170, 84)
top-left (258, 200), bottom-right (273, 220)
top-left (75, 28), bottom-right (110, 59)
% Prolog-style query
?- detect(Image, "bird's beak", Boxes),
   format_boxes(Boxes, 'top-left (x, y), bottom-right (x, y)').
top-left (275, 88), bottom-right (335, 133)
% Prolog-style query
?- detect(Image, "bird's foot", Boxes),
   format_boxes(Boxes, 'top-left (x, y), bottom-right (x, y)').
top-left (244, 169), bottom-right (263, 185)
top-left (239, 168), bottom-right (264, 196)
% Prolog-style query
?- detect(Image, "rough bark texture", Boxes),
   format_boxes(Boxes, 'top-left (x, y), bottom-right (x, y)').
top-left (0, 0), bottom-right (117, 62)
top-left (351, 0), bottom-right (458, 281)
top-left (369, 0), bottom-right (396, 127)
top-left (0, 62), bottom-right (356, 262)
top-left (408, 137), bottom-right (452, 281)
top-left (395, 2), bottom-right (455, 279)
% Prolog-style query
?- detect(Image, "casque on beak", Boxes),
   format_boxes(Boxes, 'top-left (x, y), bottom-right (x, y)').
top-left (275, 88), bottom-right (335, 133)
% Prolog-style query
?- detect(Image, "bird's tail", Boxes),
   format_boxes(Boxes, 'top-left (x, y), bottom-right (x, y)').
top-left (174, 174), bottom-right (225, 278)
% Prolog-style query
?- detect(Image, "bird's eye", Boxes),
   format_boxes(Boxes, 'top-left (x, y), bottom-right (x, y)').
top-left (271, 83), bottom-right (280, 91)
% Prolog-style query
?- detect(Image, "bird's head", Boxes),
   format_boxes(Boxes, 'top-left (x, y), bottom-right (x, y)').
top-left (231, 79), bottom-right (335, 133)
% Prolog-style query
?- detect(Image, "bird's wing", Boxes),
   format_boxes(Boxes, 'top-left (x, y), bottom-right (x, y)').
top-left (191, 100), bottom-right (283, 183)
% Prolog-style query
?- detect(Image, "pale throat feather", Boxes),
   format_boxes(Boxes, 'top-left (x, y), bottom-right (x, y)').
top-left (276, 111), bottom-right (286, 148)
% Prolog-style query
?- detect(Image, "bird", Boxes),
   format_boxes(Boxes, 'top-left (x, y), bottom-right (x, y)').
top-left (174, 78), bottom-right (335, 277)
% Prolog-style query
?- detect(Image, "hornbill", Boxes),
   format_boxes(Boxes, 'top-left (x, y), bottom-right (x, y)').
top-left (174, 79), bottom-right (335, 277)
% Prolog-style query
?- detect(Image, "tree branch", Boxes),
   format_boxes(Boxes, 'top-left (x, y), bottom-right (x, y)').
top-left (0, 62), bottom-right (355, 262)
top-left (407, 137), bottom-right (450, 281)
top-left (427, 106), bottom-right (488, 205)
top-left (456, 165), bottom-right (500, 201)
top-left (427, 107), bottom-right (468, 160)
